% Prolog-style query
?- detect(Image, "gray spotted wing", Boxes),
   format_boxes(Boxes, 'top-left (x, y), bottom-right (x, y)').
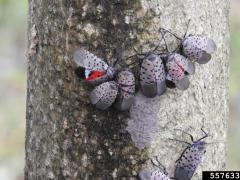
top-left (151, 170), bottom-right (171, 180)
top-left (89, 81), bottom-right (118, 110)
top-left (138, 169), bottom-right (170, 180)
top-left (166, 59), bottom-right (184, 81)
top-left (114, 70), bottom-right (135, 111)
top-left (140, 54), bottom-right (166, 98)
top-left (175, 144), bottom-right (206, 180)
top-left (73, 48), bottom-right (108, 71)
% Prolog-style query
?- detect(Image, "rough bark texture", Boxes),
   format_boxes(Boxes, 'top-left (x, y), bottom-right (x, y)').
top-left (25, 0), bottom-right (229, 179)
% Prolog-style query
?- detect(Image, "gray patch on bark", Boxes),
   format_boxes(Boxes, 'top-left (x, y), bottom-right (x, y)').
top-left (127, 92), bottom-right (160, 149)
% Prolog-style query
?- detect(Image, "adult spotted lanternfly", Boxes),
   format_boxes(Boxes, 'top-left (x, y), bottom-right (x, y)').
top-left (138, 169), bottom-right (171, 180)
top-left (140, 53), bottom-right (166, 98)
top-left (89, 69), bottom-right (135, 111)
top-left (89, 81), bottom-right (118, 110)
top-left (114, 70), bottom-right (135, 111)
top-left (160, 20), bottom-right (217, 64)
top-left (73, 48), bottom-right (115, 86)
top-left (171, 128), bottom-right (208, 180)
top-left (166, 53), bottom-right (195, 90)
top-left (73, 48), bottom-right (136, 111)
top-left (138, 157), bottom-right (171, 180)
top-left (158, 30), bottom-right (195, 90)
top-left (129, 32), bottom-right (168, 98)
top-left (182, 35), bottom-right (217, 64)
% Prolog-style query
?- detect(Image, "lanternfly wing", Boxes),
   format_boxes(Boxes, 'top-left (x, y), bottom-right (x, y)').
top-left (167, 61), bottom-right (184, 81)
top-left (166, 54), bottom-right (190, 90)
top-left (138, 169), bottom-right (171, 180)
top-left (150, 170), bottom-right (171, 180)
top-left (89, 81), bottom-right (118, 110)
top-left (140, 54), bottom-right (166, 98)
top-left (175, 141), bottom-right (206, 180)
top-left (73, 48), bottom-right (115, 85)
top-left (114, 70), bottom-right (135, 111)
top-left (73, 48), bottom-right (108, 71)
top-left (173, 53), bottom-right (195, 75)
top-left (84, 72), bottom-right (112, 86)
top-left (182, 35), bottom-right (217, 64)
top-left (175, 76), bottom-right (190, 90)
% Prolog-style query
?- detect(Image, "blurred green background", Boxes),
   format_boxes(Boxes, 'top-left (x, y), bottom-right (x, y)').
top-left (0, 0), bottom-right (239, 179)
top-left (228, 0), bottom-right (240, 170)
top-left (0, 0), bottom-right (27, 179)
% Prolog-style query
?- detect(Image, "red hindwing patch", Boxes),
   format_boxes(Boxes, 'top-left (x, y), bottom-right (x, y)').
top-left (86, 71), bottom-right (105, 80)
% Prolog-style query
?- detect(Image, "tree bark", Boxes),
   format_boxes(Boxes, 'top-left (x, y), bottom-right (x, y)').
top-left (25, 0), bottom-right (229, 179)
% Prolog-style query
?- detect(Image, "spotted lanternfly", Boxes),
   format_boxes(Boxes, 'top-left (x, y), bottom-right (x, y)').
top-left (138, 169), bottom-right (171, 180)
top-left (73, 48), bottom-right (115, 85)
top-left (182, 35), bottom-right (217, 64)
top-left (140, 54), bottom-right (166, 98)
top-left (89, 70), bottom-right (135, 111)
top-left (166, 53), bottom-right (195, 90)
top-left (174, 128), bottom-right (208, 180)
top-left (89, 81), bottom-right (118, 110)
top-left (160, 22), bottom-right (216, 64)
top-left (138, 157), bottom-right (171, 180)
top-left (114, 70), bottom-right (135, 111)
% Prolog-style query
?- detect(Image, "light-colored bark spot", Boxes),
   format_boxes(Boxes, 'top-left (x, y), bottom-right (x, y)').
top-left (81, 153), bottom-right (88, 167)
top-left (112, 168), bottom-right (118, 178)
top-left (28, 24), bottom-right (39, 56)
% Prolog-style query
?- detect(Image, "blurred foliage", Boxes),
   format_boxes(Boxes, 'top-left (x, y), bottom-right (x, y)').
top-left (230, 17), bottom-right (240, 96)
top-left (0, 0), bottom-right (27, 179)
top-left (227, 0), bottom-right (240, 170)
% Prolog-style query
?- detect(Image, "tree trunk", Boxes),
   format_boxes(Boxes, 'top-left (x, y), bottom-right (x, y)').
top-left (25, 0), bottom-right (229, 179)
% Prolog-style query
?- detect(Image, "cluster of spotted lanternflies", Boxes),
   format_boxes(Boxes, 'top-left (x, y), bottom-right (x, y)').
top-left (72, 27), bottom-right (216, 180)
top-left (73, 28), bottom-right (216, 111)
